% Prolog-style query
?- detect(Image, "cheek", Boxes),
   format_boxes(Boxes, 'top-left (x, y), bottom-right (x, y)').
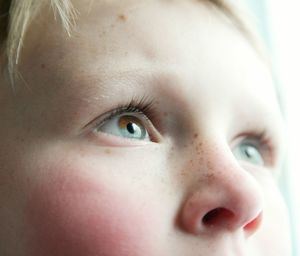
top-left (253, 185), bottom-right (292, 256)
top-left (26, 170), bottom-right (161, 256)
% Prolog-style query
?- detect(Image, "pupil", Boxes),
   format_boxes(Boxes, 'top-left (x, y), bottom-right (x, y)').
top-left (245, 148), bottom-right (251, 158)
top-left (127, 123), bottom-right (136, 134)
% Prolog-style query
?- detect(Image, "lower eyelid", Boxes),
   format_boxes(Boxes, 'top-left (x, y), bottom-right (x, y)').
top-left (90, 130), bottom-right (153, 147)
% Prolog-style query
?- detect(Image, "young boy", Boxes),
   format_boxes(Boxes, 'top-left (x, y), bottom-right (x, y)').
top-left (0, 0), bottom-right (292, 255)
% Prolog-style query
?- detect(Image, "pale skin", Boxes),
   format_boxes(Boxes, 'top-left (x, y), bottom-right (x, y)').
top-left (0, 0), bottom-right (292, 255)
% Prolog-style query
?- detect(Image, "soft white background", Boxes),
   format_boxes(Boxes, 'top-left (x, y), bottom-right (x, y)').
top-left (244, 0), bottom-right (300, 255)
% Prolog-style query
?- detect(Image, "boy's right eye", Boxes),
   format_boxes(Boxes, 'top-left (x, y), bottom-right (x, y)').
top-left (90, 98), bottom-right (162, 144)
top-left (95, 112), bottom-right (151, 141)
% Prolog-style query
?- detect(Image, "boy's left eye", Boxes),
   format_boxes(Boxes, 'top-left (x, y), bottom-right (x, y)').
top-left (96, 113), bottom-right (151, 141)
top-left (233, 140), bottom-right (264, 166)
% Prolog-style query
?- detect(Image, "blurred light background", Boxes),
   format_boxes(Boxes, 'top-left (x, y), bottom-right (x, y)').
top-left (243, 1), bottom-right (300, 255)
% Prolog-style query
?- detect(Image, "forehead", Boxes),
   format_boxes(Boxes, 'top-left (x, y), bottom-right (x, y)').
top-left (19, 0), bottom-right (279, 119)
top-left (21, 0), bottom-right (270, 81)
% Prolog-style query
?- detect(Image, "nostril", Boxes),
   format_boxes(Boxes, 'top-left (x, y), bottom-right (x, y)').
top-left (180, 184), bottom-right (263, 235)
top-left (244, 211), bottom-right (263, 235)
top-left (202, 207), bottom-right (235, 227)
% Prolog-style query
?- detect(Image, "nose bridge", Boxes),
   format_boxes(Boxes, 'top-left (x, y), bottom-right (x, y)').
top-left (179, 140), bottom-right (264, 236)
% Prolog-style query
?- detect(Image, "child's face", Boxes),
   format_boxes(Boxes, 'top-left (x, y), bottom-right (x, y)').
top-left (0, 0), bottom-right (292, 255)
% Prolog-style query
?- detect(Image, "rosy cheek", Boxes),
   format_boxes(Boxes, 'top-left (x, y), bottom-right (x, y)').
top-left (26, 172), bottom-right (159, 256)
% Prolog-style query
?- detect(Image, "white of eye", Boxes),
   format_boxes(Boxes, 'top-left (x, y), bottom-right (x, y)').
top-left (96, 113), bottom-right (150, 141)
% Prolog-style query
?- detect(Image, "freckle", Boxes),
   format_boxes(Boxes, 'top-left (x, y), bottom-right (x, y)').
top-left (180, 169), bottom-right (188, 177)
top-left (205, 173), bottom-right (214, 180)
top-left (206, 160), bottom-right (213, 170)
top-left (105, 149), bottom-right (111, 154)
top-left (193, 133), bottom-right (198, 138)
top-left (118, 14), bottom-right (127, 21)
top-left (40, 63), bottom-right (46, 69)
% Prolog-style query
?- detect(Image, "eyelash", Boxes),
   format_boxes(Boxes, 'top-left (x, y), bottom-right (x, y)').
top-left (94, 96), bottom-right (157, 131)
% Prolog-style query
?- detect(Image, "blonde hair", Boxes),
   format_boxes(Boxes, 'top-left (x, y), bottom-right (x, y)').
top-left (0, 0), bottom-right (77, 86)
top-left (0, 0), bottom-right (262, 86)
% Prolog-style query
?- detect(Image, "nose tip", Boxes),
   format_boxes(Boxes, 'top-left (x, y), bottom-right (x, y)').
top-left (179, 179), bottom-right (263, 235)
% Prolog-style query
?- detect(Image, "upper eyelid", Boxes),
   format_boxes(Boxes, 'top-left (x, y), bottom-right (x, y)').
top-left (232, 131), bottom-right (270, 148)
top-left (82, 102), bottom-right (150, 131)
top-left (94, 108), bottom-right (150, 130)
top-left (91, 105), bottom-right (164, 143)
top-left (235, 132), bottom-right (271, 150)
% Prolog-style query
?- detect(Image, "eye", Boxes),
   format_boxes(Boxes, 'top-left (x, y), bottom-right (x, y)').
top-left (233, 140), bottom-right (265, 166)
top-left (96, 113), bottom-right (151, 141)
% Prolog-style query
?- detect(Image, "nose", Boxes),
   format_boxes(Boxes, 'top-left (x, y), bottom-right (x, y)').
top-left (179, 147), bottom-right (263, 236)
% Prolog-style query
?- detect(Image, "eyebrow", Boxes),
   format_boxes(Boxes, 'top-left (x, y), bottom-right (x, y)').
top-left (60, 66), bottom-right (187, 107)
top-left (64, 66), bottom-right (281, 113)
top-left (55, 65), bottom-right (284, 143)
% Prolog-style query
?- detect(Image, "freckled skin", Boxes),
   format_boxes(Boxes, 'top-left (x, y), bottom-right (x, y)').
top-left (0, 0), bottom-right (292, 255)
